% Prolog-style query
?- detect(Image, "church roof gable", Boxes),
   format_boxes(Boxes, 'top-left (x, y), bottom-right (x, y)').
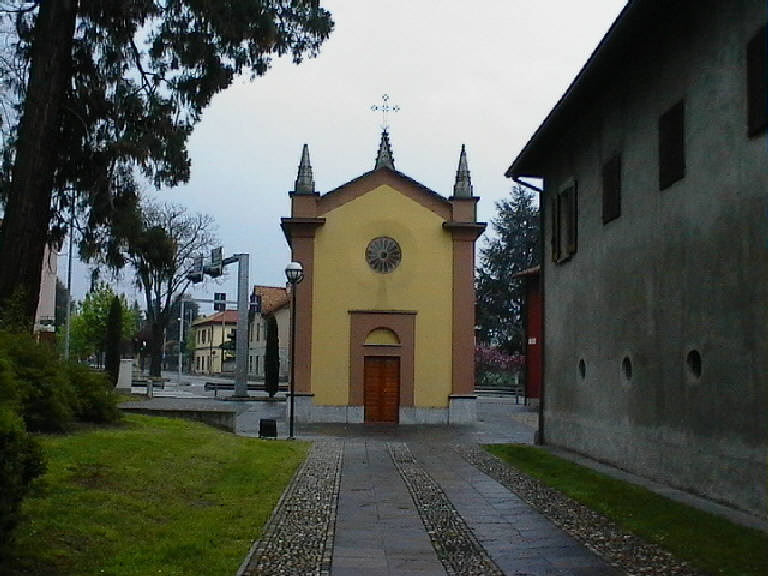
top-left (316, 166), bottom-right (452, 220)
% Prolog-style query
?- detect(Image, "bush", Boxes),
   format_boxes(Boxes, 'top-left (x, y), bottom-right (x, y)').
top-left (0, 330), bottom-right (120, 431)
top-left (0, 406), bottom-right (45, 552)
top-left (0, 330), bottom-right (74, 432)
top-left (67, 363), bottom-right (120, 424)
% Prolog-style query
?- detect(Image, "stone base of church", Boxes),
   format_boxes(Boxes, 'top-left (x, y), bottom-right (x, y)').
top-left (399, 407), bottom-right (449, 424)
top-left (285, 393), bottom-right (477, 425)
top-left (286, 393), bottom-right (364, 423)
top-left (448, 394), bottom-right (477, 424)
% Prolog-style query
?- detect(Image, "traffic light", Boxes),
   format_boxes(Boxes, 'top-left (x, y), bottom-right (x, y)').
top-left (187, 255), bottom-right (204, 283)
top-left (223, 329), bottom-right (237, 351)
top-left (209, 246), bottom-right (223, 278)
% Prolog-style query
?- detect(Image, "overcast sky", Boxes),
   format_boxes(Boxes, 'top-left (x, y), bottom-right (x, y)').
top-left (61, 0), bottom-right (627, 313)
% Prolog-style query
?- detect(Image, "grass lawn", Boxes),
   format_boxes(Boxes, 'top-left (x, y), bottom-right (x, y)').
top-left (7, 414), bottom-right (309, 576)
top-left (486, 444), bottom-right (768, 576)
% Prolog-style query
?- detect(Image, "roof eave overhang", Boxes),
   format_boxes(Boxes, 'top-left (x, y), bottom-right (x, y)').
top-left (505, 0), bottom-right (668, 180)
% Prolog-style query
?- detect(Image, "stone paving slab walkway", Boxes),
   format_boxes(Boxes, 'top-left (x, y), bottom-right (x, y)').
top-left (242, 436), bottom-right (622, 575)
top-left (410, 442), bottom-right (618, 576)
top-left (332, 441), bottom-right (446, 576)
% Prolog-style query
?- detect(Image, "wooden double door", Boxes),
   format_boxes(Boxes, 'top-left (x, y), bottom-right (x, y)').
top-left (364, 356), bottom-right (400, 423)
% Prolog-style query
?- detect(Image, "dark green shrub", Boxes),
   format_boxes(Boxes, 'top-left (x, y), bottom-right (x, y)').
top-left (0, 331), bottom-right (75, 432)
top-left (67, 363), bottom-right (120, 424)
top-left (0, 406), bottom-right (45, 552)
top-left (264, 315), bottom-right (279, 398)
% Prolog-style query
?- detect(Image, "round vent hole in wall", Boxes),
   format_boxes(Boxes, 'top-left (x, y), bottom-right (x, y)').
top-left (621, 356), bottom-right (633, 381)
top-left (687, 350), bottom-right (702, 379)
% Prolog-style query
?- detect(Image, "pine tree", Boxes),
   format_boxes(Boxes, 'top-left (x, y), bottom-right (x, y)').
top-left (476, 184), bottom-right (540, 352)
top-left (264, 315), bottom-right (279, 399)
top-left (104, 296), bottom-right (122, 385)
top-left (0, 1), bottom-right (334, 326)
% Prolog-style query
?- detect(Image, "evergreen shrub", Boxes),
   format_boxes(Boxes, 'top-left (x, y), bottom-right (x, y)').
top-left (0, 330), bottom-right (120, 431)
top-left (0, 406), bottom-right (45, 552)
top-left (0, 330), bottom-right (74, 432)
top-left (67, 362), bottom-right (120, 423)
top-left (264, 316), bottom-right (279, 398)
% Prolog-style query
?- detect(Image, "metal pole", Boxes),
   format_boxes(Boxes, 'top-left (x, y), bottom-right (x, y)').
top-left (63, 190), bottom-right (74, 360)
top-left (178, 298), bottom-right (184, 383)
top-left (289, 283), bottom-right (297, 439)
top-left (234, 253), bottom-right (249, 397)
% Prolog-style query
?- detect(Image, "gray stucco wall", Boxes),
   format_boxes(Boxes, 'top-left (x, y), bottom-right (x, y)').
top-left (541, 0), bottom-right (767, 517)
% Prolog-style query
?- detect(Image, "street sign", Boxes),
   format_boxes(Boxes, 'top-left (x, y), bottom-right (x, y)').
top-left (188, 255), bottom-right (204, 283)
top-left (213, 292), bottom-right (226, 311)
top-left (209, 246), bottom-right (223, 277)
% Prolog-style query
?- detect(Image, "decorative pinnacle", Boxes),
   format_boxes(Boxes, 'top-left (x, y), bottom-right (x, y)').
top-left (294, 143), bottom-right (315, 194)
top-left (453, 144), bottom-right (473, 197)
top-left (374, 129), bottom-right (395, 171)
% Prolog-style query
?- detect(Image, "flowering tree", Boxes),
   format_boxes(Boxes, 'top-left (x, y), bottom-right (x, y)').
top-left (475, 344), bottom-right (525, 388)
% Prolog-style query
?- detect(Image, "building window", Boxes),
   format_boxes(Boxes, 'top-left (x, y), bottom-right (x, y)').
top-left (602, 154), bottom-right (621, 224)
top-left (659, 100), bottom-right (685, 190)
top-left (551, 181), bottom-right (578, 262)
top-left (201, 329), bottom-right (207, 344)
top-left (256, 323), bottom-right (261, 341)
top-left (747, 24), bottom-right (767, 136)
top-left (196, 356), bottom-right (200, 371)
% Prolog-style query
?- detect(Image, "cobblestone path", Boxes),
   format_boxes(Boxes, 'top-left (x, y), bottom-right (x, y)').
top-left (239, 441), bottom-right (343, 576)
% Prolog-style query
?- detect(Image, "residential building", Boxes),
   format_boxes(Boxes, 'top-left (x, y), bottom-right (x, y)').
top-left (248, 285), bottom-right (291, 380)
top-left (506, 0), bottom-right (767, 517)
top-left (191, 310), bottom-right (238, 375)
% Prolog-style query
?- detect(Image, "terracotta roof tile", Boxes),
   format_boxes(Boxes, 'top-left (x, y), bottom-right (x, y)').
top-left (252, 285), bottom-right (290, 315)
top-left (191, 309), bottom-right (238, 326)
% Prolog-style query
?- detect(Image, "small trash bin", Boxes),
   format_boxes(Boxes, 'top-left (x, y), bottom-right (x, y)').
top-left (259, 418), bottom-right (277, 439)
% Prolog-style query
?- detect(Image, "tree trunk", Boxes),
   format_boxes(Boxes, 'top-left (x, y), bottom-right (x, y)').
top-left (0, 0), bottom-right (78, 327)
top-left (149, 320), bottom-right (163, 377)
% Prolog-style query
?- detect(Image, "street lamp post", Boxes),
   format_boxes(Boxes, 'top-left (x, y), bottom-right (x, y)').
top-left (285, 261), bottom-right (304, 440)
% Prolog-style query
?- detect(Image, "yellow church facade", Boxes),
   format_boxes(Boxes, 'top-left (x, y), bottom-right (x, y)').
top-left (281, 132), bottom-right (485, 424)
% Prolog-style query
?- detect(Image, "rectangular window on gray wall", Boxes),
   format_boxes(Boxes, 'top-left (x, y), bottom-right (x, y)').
top-left (550, 181), bottom-right (578, 262)
top-left (659, 100), bottom-right (685, 190)
top-left (602, 154), bottom-right (621, 224)
top-left (747, 24), bottom-right (767, 136)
